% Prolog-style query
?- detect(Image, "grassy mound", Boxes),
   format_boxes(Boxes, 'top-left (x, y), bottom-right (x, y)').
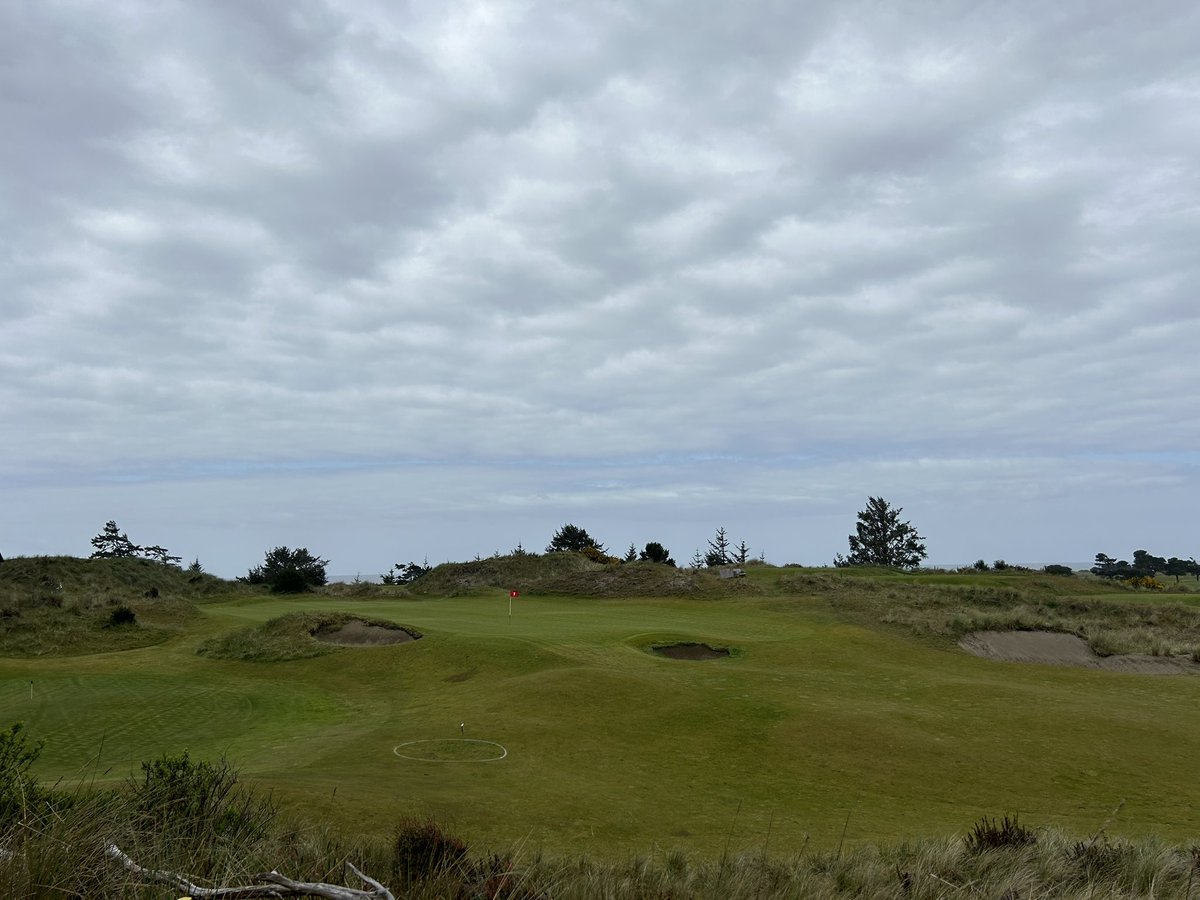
top-left (784, 569), bottom-right (1200, 658)
top-left (0, 555), bottom-right (234, 603)
top-left (0, 556), bottom-right (210, 657)
top-left (409, 553), bottom-right (740, 597)
top-left (196, 611), bottom-right (420, 662)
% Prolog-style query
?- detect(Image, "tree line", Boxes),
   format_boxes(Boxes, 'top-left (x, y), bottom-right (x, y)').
top-left (1091, 550), bottom-right (1199, 583)
top-left (81, 503), bottom-right (1197, 595)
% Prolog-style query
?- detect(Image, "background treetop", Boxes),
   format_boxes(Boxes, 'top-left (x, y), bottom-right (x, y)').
top-left (242, 546), bottom-right (329, 593)
top-left (546, 524), bottom-right (604, 554)
top-left (89, 521), bottom-right (181, 565)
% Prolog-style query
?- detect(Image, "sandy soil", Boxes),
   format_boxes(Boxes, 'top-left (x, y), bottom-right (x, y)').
top-left (652, 642), bottom-right (730, 660)
top-left (959, 630), bottom-right (1198, 675)
top-left (314, 620), bottom-right (417, 646)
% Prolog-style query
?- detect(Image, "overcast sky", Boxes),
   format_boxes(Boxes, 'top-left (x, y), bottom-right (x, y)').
top-left (3, 1), bottom-right (1197, 578)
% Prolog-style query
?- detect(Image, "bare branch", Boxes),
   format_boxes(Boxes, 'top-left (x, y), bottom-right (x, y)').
top-left (105, 843), bottom-right (395, 900)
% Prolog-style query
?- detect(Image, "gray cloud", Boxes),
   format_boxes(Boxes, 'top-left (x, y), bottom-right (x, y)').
top-left (2, 0), bottom-right (1197, 575)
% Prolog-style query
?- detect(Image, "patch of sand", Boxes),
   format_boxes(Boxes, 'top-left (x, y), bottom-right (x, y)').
top-left (314, 620), bottom-right (417, 646)
top-left (652, 642), bottom-right (730, 660)
top-left (959, 631), bottom-right (1197, 675)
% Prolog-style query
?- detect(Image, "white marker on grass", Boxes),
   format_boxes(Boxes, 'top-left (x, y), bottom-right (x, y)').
top-left (460, 722), bottom-right (464, 735)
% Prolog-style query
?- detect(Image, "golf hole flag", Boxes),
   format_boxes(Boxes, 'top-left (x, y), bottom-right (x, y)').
top-left (510, 590), bottom-right (519, 597)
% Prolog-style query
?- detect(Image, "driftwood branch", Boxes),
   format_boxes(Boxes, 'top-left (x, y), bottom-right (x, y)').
top-left (104, 843), bottom-right (396, 900)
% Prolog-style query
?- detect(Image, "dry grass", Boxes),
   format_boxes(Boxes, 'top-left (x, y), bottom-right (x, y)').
top-left (6, 799), bottom-right (1200, 899)
top-left (782, 570), bottom-right (1200, 659)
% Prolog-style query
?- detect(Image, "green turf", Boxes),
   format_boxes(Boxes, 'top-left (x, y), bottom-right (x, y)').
top-left (3, 568), bottom-right (1200, 858)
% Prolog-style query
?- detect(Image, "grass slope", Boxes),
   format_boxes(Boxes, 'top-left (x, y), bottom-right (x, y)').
top-left (2, 557), bottom-right (1200, 859)
top-left (0, 556), bottom-right (226, 656)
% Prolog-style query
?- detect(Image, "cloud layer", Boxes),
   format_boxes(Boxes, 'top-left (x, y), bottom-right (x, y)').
top-left (3, 1), bottom-right (1197, 574)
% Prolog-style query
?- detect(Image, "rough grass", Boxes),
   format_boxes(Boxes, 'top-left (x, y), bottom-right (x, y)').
top-left (783, 570), bottom-right (1200, 658)
top-left (195, 611), bottom-right (419, 662)
top-left (407, 552), bottom-right (737, 597)
top-left (0, 556), bottom-right (210, 657)
top-left (5, 779), bottom-right (1200, 900)
top-left (0, 555), bottom-right (234, 604)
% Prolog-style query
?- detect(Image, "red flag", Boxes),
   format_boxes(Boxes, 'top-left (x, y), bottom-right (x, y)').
top-left (510, 590), bottom-right (519, 597)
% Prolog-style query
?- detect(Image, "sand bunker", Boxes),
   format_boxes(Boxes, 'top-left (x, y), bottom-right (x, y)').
top-left (959, 631), bottom-right (1197, 675)
top-left (653, 642), bottom-right (730, 660)
top-left (314, 620), bottom-right (419, 646)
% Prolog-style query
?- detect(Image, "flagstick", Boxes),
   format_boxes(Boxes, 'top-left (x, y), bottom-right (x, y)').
top-left (508, 595), bottom-right (512, 627)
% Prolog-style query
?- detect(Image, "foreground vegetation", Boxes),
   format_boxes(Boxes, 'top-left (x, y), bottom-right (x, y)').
top-left (3, 554), bottom-right (1200, 887)
top-left (5, 735), bottom-right (1200, 899)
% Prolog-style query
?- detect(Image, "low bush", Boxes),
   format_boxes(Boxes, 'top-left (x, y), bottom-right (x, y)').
top-left (1125, 575), bottom-right (1165, 591)
top-left (0, 723), bottom-right (60, 828)
top-left (392, 816), bottom-right (469, 884)
top-left (963, 815), bottom-right (1037, 853)
top-left (106, 605), bottom-right (137, 627)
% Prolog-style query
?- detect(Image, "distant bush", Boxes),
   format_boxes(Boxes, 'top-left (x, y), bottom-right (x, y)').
top-left (1043, 565), bottom-right (1074, 576)
top-left (638, 542), bottom-right (677, 567)
top-left (1125, 575), bottom-right (1165, 591)
top-left (581, 545), bottom-right (620, 565)
top-left (381, 561), bottom-right (432, 585)
top-left (242, 546), bottom-right (328, 592)
top-left (973, 559), bottom-right (989, 571)
top-left (269, 567), bottom-right (310, 594)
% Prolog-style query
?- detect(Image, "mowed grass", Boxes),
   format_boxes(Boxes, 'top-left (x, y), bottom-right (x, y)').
top-left (4, 580), bottom-right (1200, 858)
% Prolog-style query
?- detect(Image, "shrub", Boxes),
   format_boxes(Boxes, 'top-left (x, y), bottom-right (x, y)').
top-left (107, 605), bottom-right (137, 627)
top-left (243, 546), bottom-right (328, 590)
top-left (992, 559), bottom-right (1010, 571)
top-left (0, 723), bottom-right (57, 828)
top-left (963, 815), bottom-right (1037, 853)
top-left (580, 545), bottom-right (620, 565)
top-left (129, 750), bottom-right (273, 845)
top-left (1043, 565), bottom-right (1073, 576)
top-left (1125, 575), bottom-right (1165, 591)
top-left (270, 567), bottom-right (311, 594)
top-left (392, 816), bottom-right (468, 883)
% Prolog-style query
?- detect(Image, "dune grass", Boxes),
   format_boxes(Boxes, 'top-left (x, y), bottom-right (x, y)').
top-left (783, 568), bottom-right (1200, 658)
top-left (3, 557), bottom-right (1200, 863)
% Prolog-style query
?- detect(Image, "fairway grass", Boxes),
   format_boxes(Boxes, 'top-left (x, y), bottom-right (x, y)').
top-left (4, 582), bottom-right (1200, 858)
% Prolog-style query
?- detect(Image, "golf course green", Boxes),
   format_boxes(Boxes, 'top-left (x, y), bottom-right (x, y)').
top-left (3, 559), bottom-right (1200, 857)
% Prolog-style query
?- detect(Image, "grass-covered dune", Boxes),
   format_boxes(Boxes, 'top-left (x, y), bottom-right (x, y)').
top-left (3, 555), bottom-right (1200, 862)
top-left (0, 555), bottom-right (233, 656)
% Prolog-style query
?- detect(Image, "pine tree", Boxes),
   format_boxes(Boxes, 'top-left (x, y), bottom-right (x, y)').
top-left (835, 497), bottom-right (927, 569)
top-left (89, 521), bottom-right (140, 559)
top-left (705, 527), bottom-right (732, 567)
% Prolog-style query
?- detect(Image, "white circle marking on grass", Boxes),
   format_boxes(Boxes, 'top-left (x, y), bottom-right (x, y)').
top-left (393, 739), bottom-right (508, 762)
